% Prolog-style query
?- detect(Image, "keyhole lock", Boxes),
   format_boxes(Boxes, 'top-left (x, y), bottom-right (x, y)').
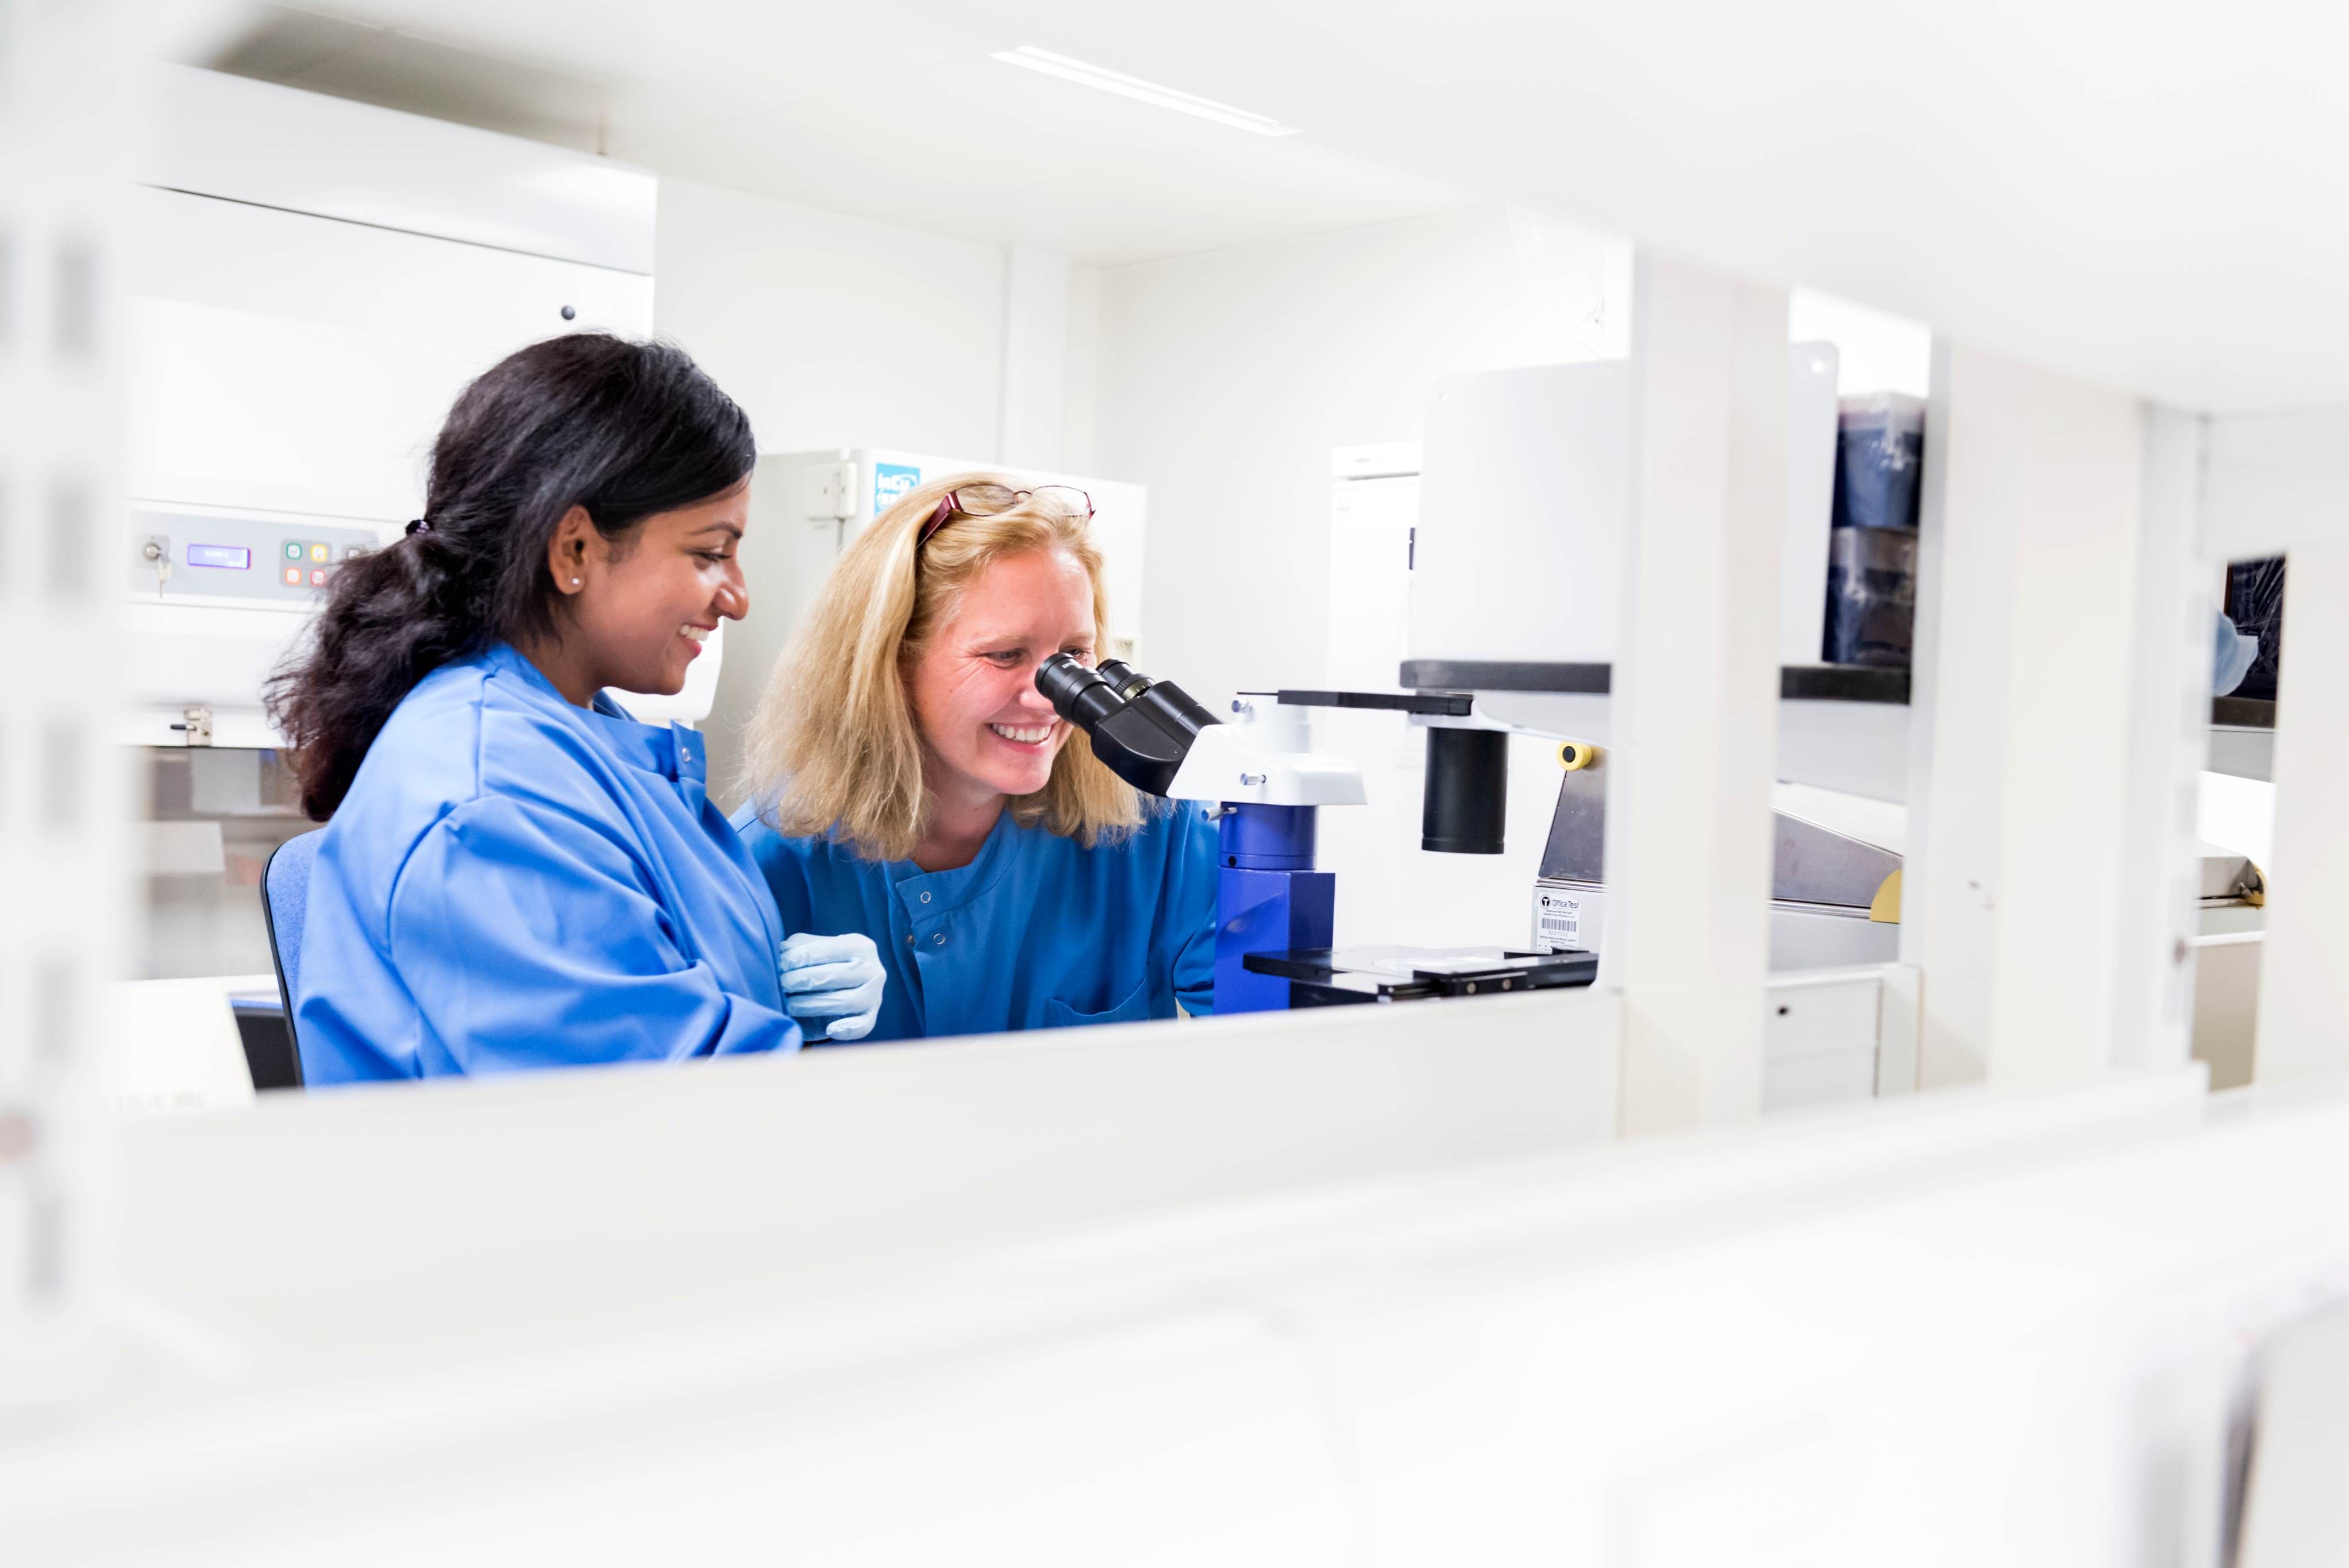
top-left (142, 535), bottom-right (171, 596)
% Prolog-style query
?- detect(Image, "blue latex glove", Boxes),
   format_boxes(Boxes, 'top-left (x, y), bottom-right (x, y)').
top-left (2212, 610), bottom-right (2259, 697)
top-left (778, 931), bottom-right (886, 1043)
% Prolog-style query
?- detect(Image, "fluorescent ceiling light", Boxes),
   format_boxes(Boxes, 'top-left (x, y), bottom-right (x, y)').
top-left (992, 47), bottom-right (1300, 137)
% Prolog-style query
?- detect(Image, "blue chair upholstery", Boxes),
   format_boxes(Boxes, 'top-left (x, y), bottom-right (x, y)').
top-left (261, 829), bottom-right (325, 1087)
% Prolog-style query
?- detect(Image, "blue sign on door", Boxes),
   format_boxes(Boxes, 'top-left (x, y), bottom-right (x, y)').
top-left (873, 463), bottom-right (922, 512)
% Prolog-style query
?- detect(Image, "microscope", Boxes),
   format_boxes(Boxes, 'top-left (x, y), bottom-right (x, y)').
top-left (1036, 655), bottom-right (1599, 1013)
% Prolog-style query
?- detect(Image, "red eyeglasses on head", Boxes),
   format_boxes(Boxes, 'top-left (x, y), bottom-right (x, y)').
top-left (919, 483), bottom-right (1095, 544)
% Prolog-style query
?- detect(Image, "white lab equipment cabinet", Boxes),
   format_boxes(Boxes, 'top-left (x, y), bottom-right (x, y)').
top-left (121, 67), bottom-right (664, 981)
top-left (1408, 346), bottom-right (1841, 676)
top-left (707, 447), bottom-right (1147, 804)
top-left (121, 65), bottom-right (670, 750)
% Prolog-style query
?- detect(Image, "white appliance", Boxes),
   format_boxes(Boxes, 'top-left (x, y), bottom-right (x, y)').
top-left (706, 448), bottom-right (1147, 803)
top-left (1318, 445), bottom-right (1590, 954)
top-left (1410, 346), bottom-right (1842, 673)
top-left (121, 66), bottom-right (681, 750)
top-left (1404, 346), bottom-right (1908, 810)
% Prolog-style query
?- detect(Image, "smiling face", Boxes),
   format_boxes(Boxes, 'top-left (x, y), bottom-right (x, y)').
top-left (549, 481), bottom-right (750, 700)
top-left (904, 546), bottom-right (1098, 810)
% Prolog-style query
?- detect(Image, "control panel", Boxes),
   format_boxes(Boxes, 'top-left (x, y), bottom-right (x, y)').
top-left (128, 508), bottom-right (384, 604)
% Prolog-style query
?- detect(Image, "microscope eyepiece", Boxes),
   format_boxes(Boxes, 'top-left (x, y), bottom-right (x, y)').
top-left (1093, 658), bottom-right (1147, 699)
top-left (1079, 657), bottom-right (1216, 739)
top-left (1035, 653), bottom-right (1129, 731)
top-left (1034, 653), bottom-right (1207, 797)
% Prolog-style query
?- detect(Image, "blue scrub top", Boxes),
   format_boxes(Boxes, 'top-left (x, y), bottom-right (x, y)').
top-left (296, 642), bottom-right (802, 1082)
top-left (732, 800), bottom-right (1218, 1041)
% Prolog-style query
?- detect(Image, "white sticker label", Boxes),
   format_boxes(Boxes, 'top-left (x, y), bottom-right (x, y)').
top-left (1537, 892), bottom-right (1581, 948)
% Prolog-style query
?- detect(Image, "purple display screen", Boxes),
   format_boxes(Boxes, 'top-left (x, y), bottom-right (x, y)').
top-left (186, 543), bottom-right (251, 571)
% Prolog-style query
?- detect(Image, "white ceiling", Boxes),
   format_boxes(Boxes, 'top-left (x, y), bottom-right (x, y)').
top-left (200, 0), bottom-right (2349, 413)
top-left (199, 3), bottom-right (1478, 269)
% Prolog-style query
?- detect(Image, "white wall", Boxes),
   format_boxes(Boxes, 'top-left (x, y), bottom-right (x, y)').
top-left (1789, 288), bottom-right (1933, 398)
top-left (998, 248), bottom-right (1072, 469)
top-left (1088, 203), bottom-right (1627, 707)
top-left (1063, 263), bottom-right (1104, 476)
top-left (653, 177), bottom-right (1007, 461)
top-left (657, 185), bottom-right (1632, 711)
top-left (1085, 204), bottom-right (1627, 949)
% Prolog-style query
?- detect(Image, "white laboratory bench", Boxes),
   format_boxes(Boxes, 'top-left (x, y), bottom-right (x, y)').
top-left (85, 988), bottom-right (1626, 1364)
top-left (103, 974), bottom-right (277, 1118)
top-left (102, 956), bottom-right (1915, 1133)
top-left (13, 1057), bottom-right (2343, 1566)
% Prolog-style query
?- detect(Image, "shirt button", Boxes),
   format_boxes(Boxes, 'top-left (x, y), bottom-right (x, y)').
top-left (932, 933), bottom-right (946, 946)
top-left (919, 891), bottom-right (931, 904)
top-left (904, 934), bottom-right (914, 945)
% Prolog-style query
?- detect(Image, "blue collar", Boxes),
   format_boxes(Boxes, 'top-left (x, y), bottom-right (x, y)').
top-left (483, 642), bottom-right (707, 788)
top-left (888, 806), bottom-right (1023, 914)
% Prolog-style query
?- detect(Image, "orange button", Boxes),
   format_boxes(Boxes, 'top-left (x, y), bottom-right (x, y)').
top-left (283, 567), bottom-right (303, 586)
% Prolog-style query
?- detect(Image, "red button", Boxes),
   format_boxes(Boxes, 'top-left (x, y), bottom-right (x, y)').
top-left (309, 568), bottom-right (328, 587)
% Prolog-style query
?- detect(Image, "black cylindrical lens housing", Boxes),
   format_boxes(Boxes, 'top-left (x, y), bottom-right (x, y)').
top-left (1035, 654), bottom-right (1128, 732)
top-left (1139, 679), bottom-right (1219, 737)
top-left (1085, 660), bottom-right (1218, 739)
top-left (1422, 726), bottom-right (1507, 854)
top-left (1095, 658), bottom-right (1149, 699)
top-left (1035, 653), bottom-right (1197, 797)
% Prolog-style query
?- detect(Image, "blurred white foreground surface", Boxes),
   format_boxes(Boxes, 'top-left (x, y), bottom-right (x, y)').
top-left (4, 1004), bottom-right (2343, 1565)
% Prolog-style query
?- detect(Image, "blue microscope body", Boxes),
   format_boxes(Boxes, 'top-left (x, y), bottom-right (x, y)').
top-left (1212, 803), bottom-right (1334, 1015)
top-left (1034, 655), bottom-right (1339, 1015)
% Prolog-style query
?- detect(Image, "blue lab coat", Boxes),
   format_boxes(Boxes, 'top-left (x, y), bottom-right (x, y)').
top-left (296, 642), bottom-right (802, 1082)
top-left (732, 800), bottom-right (1218, 1041)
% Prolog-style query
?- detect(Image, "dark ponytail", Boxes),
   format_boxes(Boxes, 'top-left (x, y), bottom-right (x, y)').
top-left (268, 334), bottom-right (754, 820)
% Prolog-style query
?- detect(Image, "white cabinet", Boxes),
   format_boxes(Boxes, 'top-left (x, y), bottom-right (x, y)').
top-left (120, 70), bottom-right (665, 743)
top-left (126, 186), bottom-right (652, 526)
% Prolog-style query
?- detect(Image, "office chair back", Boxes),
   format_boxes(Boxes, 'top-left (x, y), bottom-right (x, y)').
top-left (260, 828), bottom-right (324, 1089)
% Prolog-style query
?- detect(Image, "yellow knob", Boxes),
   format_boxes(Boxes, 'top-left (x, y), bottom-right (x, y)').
top-left (1869, 868), bottom-right (1903, 924)
top-left (1557, 742), bottom-right (1600, 770)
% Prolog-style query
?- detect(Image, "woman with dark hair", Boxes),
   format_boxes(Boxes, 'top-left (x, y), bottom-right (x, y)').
top-left (272, 334), bottom-right (882, 1083)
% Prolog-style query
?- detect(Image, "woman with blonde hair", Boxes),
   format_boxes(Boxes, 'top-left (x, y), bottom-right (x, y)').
top-left (730, 474), bottom-right (1217, 1040)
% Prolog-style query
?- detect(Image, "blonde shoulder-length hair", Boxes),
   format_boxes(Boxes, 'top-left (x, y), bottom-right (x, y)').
top-left (741, 471), bottom-right (1145, 861)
